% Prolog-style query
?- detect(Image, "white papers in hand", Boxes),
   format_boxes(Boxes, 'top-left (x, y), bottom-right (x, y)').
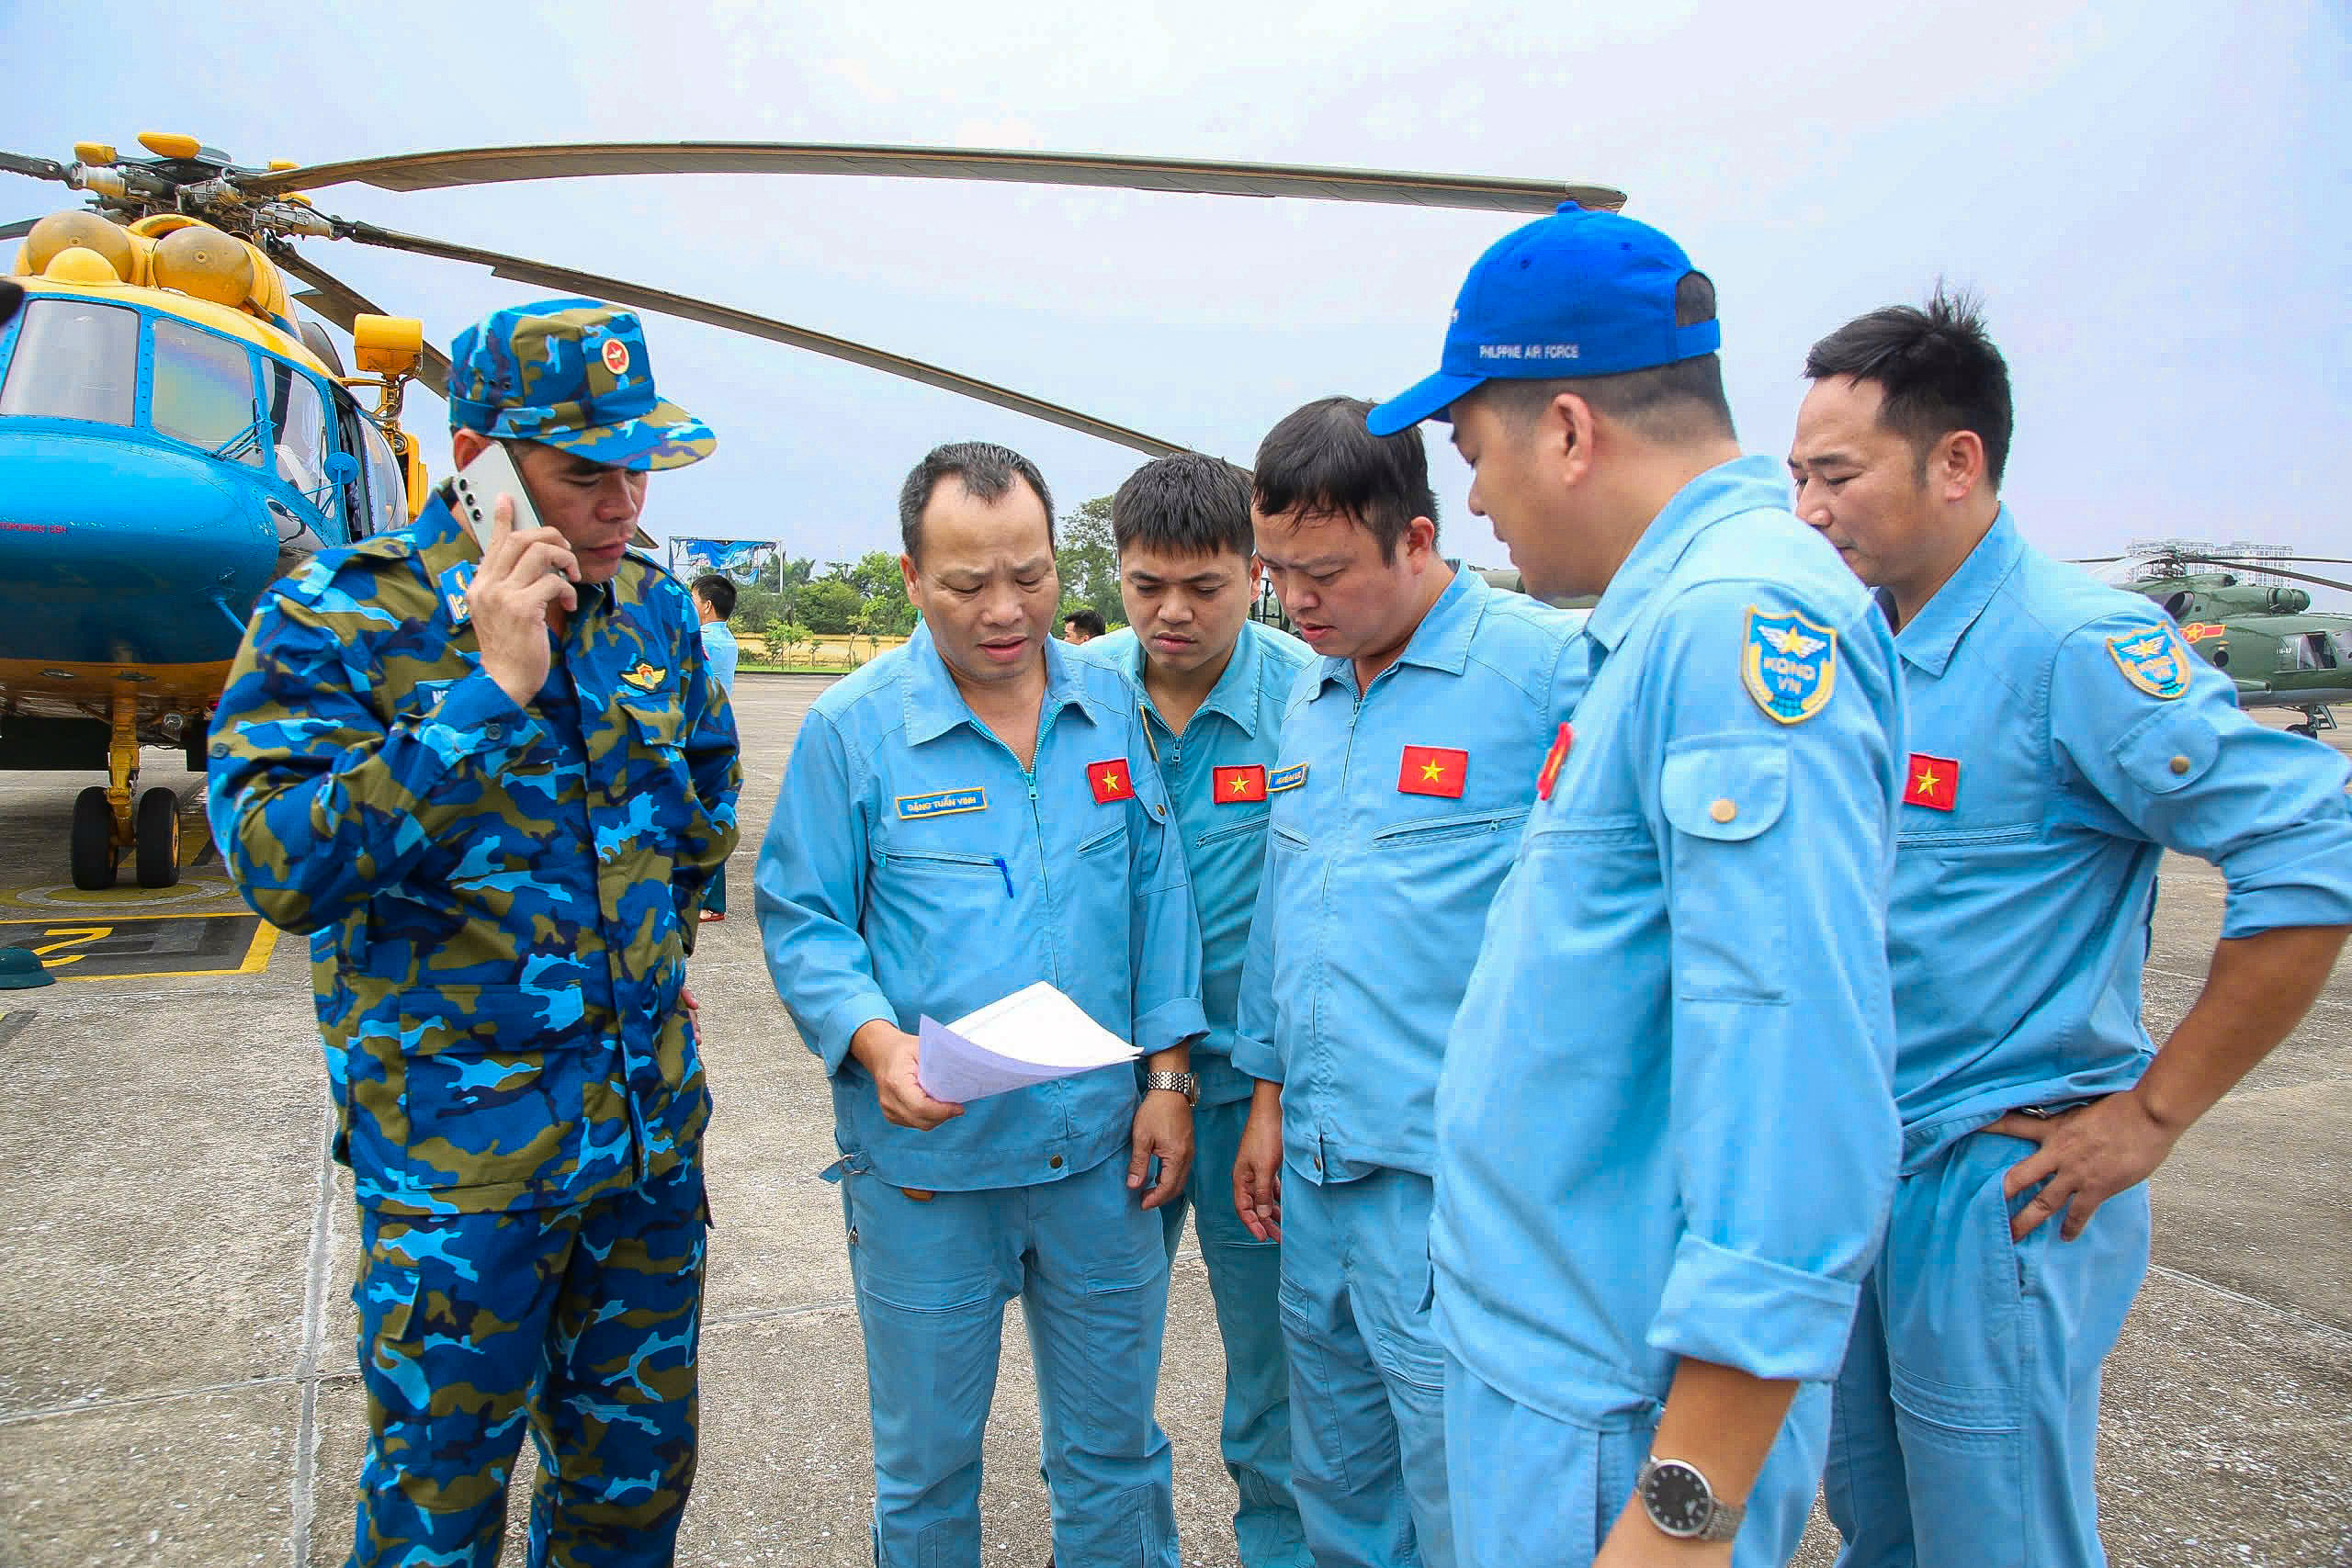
top-left (915, 982), bottom-right (1141, 1104)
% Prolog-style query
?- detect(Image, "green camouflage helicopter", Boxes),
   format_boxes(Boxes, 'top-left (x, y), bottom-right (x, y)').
top-left (2086, 549), bottom-right (2352, 738)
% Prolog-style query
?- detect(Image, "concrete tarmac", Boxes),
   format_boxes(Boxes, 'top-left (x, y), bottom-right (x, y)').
top-left (0, 672), bottom-right (2344, 1566)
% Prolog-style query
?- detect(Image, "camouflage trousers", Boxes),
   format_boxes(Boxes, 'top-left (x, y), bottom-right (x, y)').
top-left (348, 1163), bottom-right (707, 1567)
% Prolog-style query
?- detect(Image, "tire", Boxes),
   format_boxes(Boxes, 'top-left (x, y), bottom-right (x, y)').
top-left (2288, 722), bottom-right (2317, 738)
top-left (71, 786), bottom-right (119, 890)
top-left (134, 785), bottom-right (183, 888)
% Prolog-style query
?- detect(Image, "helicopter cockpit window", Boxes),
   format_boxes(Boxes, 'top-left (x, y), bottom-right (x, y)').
top-left (0, 299), bottom-right (139, 425)
top-left (264, 360), bottom-right (332, 502)
top-left (356, 416), bottom-right (406, 538)
top-left (150, 318), bottom-right (261, 463)
top-left (2292, 633), bottom-right (2340, 671)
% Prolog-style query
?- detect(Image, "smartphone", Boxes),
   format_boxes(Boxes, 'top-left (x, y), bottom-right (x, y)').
top-left (447, 440), bottom-right (544, 551)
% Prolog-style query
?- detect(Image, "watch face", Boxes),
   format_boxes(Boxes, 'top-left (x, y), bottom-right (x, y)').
top-left (1641, 1461), bottom-right (1713, 1538)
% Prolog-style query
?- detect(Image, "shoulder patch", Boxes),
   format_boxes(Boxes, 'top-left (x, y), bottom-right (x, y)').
top-left (1742, 606), bottom-right (1838, 724)
top-left (2106, 625), bottom-right (2190, 700)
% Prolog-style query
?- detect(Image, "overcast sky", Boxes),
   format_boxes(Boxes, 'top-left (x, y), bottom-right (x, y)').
top-left (6, 1), bottom-right (2346, 601)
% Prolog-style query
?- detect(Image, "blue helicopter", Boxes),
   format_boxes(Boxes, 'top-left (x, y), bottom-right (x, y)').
top-left (3, 131), bottom-right (1611, 891)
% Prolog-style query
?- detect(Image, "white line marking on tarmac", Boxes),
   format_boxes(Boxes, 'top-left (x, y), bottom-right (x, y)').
top-left (2147, 1262), bottom-right (2352, 1349)
top-left (288, 1099), bottom-right (338, 1566)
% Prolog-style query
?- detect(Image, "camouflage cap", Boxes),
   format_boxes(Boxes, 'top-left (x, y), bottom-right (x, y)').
top-left (447, 298), bottom-right (716, 471)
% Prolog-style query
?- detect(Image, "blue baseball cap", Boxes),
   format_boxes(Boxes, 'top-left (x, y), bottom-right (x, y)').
top-left (1366, 203), bottom-right (1719, 435)
top-left (447, 298), bottom-right (716, 471)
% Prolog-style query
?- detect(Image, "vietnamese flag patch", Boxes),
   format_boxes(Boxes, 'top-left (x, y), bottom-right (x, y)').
top-left (1215, 764), bottom-right (1268, 803)
top-left (1535, 723), bottom-right (1573, 801)
top-left (1905, 753), bottom-right (1958, 812)
top-left (1398, 745), bottom-right (1468, 799)
top-left (1089, 759), bottom-right (1133, 804)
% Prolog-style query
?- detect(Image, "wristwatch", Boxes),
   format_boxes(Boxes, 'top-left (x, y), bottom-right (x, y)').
top-left (1636, 1456), bottom-right (1743, 1541)
top-left (1144, 1069), bottom-right (1199, 1106)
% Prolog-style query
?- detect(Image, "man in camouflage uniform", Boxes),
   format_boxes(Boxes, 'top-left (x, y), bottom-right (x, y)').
top-left (208, 299), bottom-right (739, 1565)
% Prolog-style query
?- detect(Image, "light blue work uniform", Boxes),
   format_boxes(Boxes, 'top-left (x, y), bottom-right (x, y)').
top-left (754, 624), bottom-right (1207, 1568)
top-left (699, 618), bottom-right (739, 912)
top-left (1232, 568), bottom-right (1588, 1568)
top-left (1435, 457), bottom-right (1906, 1568)
top-left (1075, 619), bottom-right (1317, 1568)
top-left (1824, 510), bottom-right (2352, 1568)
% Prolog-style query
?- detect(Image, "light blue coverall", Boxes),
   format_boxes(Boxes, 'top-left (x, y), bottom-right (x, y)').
top-left (1435, 457), bottom-right (1906, 1567)
top-left (755, 625), bottom-right (1207, 1568)
top-left (1232, 568), bottom-right (1588, 1568)
top-left (1074, 619), bottom-right (1318, 1568)
top-left (1824, 510), bottom-right (2352, 1568)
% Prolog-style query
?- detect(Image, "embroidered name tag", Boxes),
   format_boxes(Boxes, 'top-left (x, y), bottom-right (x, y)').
top-left (1269, 762), bottom-right (1309, 794)
top-left (898, 787), bottom-right (988, 820)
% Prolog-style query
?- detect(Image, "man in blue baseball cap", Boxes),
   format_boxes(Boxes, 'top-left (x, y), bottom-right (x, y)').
top-left (1368, 205), bottom-right (1907, 1567)
top-left (209, 297), bottom-right (738, 1563)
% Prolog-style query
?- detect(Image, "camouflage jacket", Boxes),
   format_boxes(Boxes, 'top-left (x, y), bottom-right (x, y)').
top-left (207, 491), bottom-right (741, 1216)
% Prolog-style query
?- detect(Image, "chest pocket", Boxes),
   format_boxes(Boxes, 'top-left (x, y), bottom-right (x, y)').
top-left (616, 688), bottom-right (687, 750)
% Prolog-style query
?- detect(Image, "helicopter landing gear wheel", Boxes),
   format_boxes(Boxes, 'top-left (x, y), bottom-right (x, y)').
top-left (134, 786), bottom-right (183, 888)
top-left (2287, 721), bottom-right (2317, 738)
top-left (71, 786), bottom-right (119, 890)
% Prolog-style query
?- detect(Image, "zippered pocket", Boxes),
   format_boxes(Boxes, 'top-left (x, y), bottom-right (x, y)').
top-left (1897, 822), bottom-right (2036, 851)
top-left (880, 848), bottom-right (1001, 876)
top-left (1197, 812), bottom-right (1271, 849)
top-left (1371, 807), bottom-right (1528, 847)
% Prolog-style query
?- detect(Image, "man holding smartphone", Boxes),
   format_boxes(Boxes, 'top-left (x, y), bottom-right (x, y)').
top-left (209, 299), bottom-right (739, 1564)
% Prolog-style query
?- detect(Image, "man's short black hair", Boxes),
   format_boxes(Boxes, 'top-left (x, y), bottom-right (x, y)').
top-left (898, 441), bottom-right (1057, 560)
top-left (1112, 453), bottom-right (1255, 560)
top-left (1252, 396), bottom-right (1438, 562)
top-left (1804, 288), bottom-right (2012, 487)
top-left (1474, 273), bottom-right (1736, 445)
top-left (690, 574), bottom-right (737, 619)
top-left (1062, 609), bottom-right (1108, 637)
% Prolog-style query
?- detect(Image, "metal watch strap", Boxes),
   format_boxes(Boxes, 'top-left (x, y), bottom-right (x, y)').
top-left (1637, 1456), bottom-right (1744, 1542)
top-left (1145, 1069), bottom-right (1198, 1104)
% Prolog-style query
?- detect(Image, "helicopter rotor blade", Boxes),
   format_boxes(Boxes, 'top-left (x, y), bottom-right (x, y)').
top-left (337, 220), bottom-right (1191, 457)
top-left (2168, 556), bottom-right (2352, 595)
top-left (233, 141), bottom-right (1621, 215)
top-left (271, 245), bottom-right (453, 398)
top-left (0, 217), bottom-right (40, 243)
top-left (0, 152), bottom-right (72, 186)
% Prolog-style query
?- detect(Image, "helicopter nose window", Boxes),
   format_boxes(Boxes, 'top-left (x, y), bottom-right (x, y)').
top-left (263, 361), bottom-right (331, 502)
top-left (0, 299), bottom-right (139, 425)
top-left (151, 317), bottom-right (261, 463)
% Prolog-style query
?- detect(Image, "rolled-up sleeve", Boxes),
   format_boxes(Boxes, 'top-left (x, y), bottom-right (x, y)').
top-left (753, 708), bottom-right (894, 1073)
top-left (1642, 581), bottom-right (1905, 1381)
top-left (2051, 615), bottom-right (2352, 939)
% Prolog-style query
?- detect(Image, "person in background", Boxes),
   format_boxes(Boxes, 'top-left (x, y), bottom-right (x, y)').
top-left (1069, 453), bottom-right (1317, 1568)
top-left (1063, 607), bottom-right (1108, 644)
top-left (692, 572), bottom-right (741, 922)
top-left (1790, 291), bottom-right (2352, 1568)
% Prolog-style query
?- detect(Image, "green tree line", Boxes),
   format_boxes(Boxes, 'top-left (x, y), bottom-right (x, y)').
top-left (713, 496), bottom-right (1126, 650)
